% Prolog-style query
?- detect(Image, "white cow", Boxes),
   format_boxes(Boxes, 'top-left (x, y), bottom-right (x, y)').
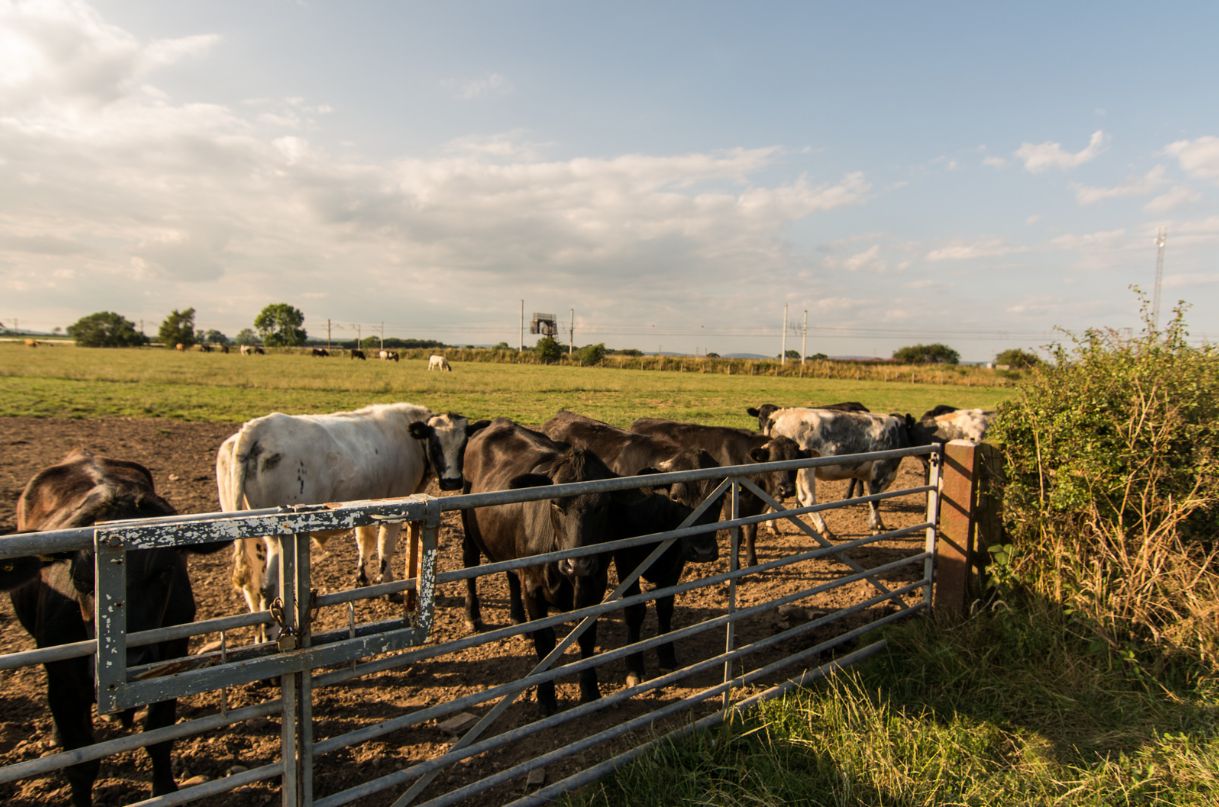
top-left (765, 408), bottom-right (935, 538)
top-left (428, 354), bottom-right (452, 371)
top-left (922, 407), bottom-right (994, 443)
top-left (217, 403), bottom-right (486, 627)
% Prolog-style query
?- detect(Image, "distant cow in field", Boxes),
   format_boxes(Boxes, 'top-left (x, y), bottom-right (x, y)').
top-left (764, 408), bottom-right (936, 538)
top-left (379, 350), bottom-right (399, 362)
top-left (220, 344), bottom-right (230, 354)
top-left (350, 349), bottom-right (366, 360)
top-left (460, 419), bottom-right (702, 713)
top-left (239, 345), bottom-right (264, 356)
top-left (217, 403), bottom-right (487, 631)
top-left (196, 344), bottom-right (212, 353)
top-left (311, 348), bottom-right (330, 357)
top-left (630, 418), bottom-right (807, 566)
top-left (2, 450), bottom-right (227, 805)
top-left (23, 338), bottom-right (38, 348)
top-left (428, 354), bottom-right (452, 371)
top-left (175, 343), bottom-right (186, 351)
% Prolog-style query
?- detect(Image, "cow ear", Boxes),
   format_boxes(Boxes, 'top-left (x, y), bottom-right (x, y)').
top-left (409, 421), bottom-right (434, 440)
top-left (748, 446), bottom-right (769, 463)
top-left (633, 466), bottom-right (671, 493)
top-left (508, 473), bottom-right (553, 490)
top-left (746, 407), bottom-right (760, 417)
top-left (467, 419), bottom-right (492, 436)
top-left (0, 556), bottom-right (42, 592)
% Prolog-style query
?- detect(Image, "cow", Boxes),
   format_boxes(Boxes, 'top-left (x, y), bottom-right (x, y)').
top-left (220, 344), bottom-right (230, 354)
top-left (428, 354), bottom-right (452, 372)
top-left (196, 344), bottom-right (212, 353)
top-left (175, 343), bottom-right (186, 351)
top-left (254, 346), bottom-right (266, 355)
top-left (460, 419), bottom-right (703, 713)
top-left (24, 338), bottom-right (38, 348)
top-left (311, 348), bottom-right (330, 357)
top-left (629, 418), bottom-right (807, 566)
top-left (763, 408), bottom-right (936, 538)
top-left (746, 401), bottom-right (869, 434)
top-left (919, 405), bottom-right (995, 443)
top-left (1, 450), bottom-right (227, 806)
top-left (239, 345), bottom-right (264, 356)
top-left (378, 350), bottom-right (399, 362)
top-left (217, 403), bottom-right (487, 630)
top-left (350, 349), bottom-right (366, 360)
top-left (540, 410), bottom-right (720, 684)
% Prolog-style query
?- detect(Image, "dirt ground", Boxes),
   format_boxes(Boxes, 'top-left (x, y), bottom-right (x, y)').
top-left (0, 417), bottom-right (931, 806)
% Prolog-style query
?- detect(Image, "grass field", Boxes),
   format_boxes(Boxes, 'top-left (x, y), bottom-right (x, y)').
top-left (0, 344), bottom-right (1013, 425)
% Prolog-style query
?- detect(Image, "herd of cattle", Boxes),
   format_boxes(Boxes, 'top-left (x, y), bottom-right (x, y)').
top-left (1, 399), bottom-right (992, 804)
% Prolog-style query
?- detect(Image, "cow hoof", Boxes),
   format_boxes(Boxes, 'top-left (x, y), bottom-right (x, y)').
top-left (538, 700), bottom-right (558, 717)
top-left (624, 673), bottom-right (642, 688)
top-left (464, 617), bottom-right (485, 633)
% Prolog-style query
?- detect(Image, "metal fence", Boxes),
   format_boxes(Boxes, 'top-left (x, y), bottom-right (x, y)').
top-left (0, 442), bottom-right (964, 806)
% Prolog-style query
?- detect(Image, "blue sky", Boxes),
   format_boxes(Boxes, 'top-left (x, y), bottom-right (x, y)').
top-left (2, 1), bottom-right (1217, 359)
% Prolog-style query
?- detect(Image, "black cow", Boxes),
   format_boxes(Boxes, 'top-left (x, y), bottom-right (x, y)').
top-left (541, 410), bottom-right (720, 684)
top-left (350, 349), bottom-right (366, 360)
top-left (311, 348), bottom-right (330, 357)
top-left (1, 450), bottom-right (228, 806)
top-left (630, 418), bottom-right (807, 566)
top-left (460, 419), bottom-right (700, 714)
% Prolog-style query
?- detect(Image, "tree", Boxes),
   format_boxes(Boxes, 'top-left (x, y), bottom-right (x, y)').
top-left (995, 348), bottom-right (1041, 369)
top-left (535, 336), bottom-right (562, 364)
top-left (892, 343), bottom-right (960, 364)
top-left (576, 343), bottom-right (607, 366)
top-left (254, 303), bottom-right (306, 347)
top-left (158, 308), bottom-right (196, 348)
top-left (201, 329), bottom-right (229, 346)
top-left (807, 352), bottom-right (828, 361)
top-left (783, 349), bottom-right (801, 360)
top-left (235, 328), bottom-right (260, 346)
top-left (66, 312), bottom-right (148, 347)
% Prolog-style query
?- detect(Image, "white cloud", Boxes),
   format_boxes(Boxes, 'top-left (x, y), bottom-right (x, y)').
top-left (1050, 228), bottom-right (1128, 250)
top-left (982, 155), bottom-right (1008, 169)
top-left (1144, 186), bottom-right (1201, 213)
top-left (843, 245), bottom-right (881, 272)
top-left (1014, 130), bottom-right (1107, 173)
top-left (1026, 214), bottom-right (1040, 225)
top-left (1163, 136), bottom-right (1219, 182)
top-left (1072, 165), bottom-right (1166, 205)
top-left (925, 238), bottom-right (1023, 262)
top-left (447, 72), bottom-right (513, 100)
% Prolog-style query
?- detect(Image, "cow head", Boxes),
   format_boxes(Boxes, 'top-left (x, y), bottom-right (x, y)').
top-left (748, 435), bottom-right (807, 499)
top-left (510, 447), bottom-right (613, 579)
top-left (745, 404), bottom-right (781, 434)
top-left (898, 413), bottom-right (940, 448)
top-left (410, 413), bottom-right (491, 491)
top-left (629, 454), bottom-right (721, 565)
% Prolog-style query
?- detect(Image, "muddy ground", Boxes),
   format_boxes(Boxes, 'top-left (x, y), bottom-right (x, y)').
top-left (0, 417), bottom-right (930, 806)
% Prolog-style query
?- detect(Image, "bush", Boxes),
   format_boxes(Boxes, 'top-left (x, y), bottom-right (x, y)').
top-left (893, 343), bottom-right (960, 364)
top-left (158, 308), bottom-right (196, 348)
top-left (989, 299), bottom-right (1219, 671)
top-left (535, 336), bottom-right (562, 364)
top-left (995, 347), bottom-right (1041, 369)
top-left (576, 343), bottom-right (607, 366)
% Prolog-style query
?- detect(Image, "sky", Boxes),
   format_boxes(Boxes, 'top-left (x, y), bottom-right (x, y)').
top-left (2, 0), bottom-right (1218, 360)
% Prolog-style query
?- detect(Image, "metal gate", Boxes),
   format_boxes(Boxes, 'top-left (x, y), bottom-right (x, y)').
top-left (0, 441), bottom-right (984, 806)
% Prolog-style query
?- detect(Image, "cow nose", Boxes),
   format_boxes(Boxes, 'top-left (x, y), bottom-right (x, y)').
top-left (558, 558), bottom-right (576, 576)
top-left (686, 542), bottom-right (719, 564)
top-left (438, 478), bottom-right (463, 491)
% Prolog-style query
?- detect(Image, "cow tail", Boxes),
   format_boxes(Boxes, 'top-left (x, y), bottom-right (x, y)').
top-left (228, 427), bottom-right (258, 594)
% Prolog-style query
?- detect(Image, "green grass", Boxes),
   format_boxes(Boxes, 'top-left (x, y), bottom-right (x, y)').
top-left (0, 344), bottom-right (1013, 425)
top-left (573, 605), bottom-right (1219, 806)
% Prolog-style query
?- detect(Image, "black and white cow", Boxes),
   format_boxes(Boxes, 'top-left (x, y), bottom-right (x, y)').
top-left (919, 405), bottom-right (995, 443)
top-left (629, 418), bottom-right (807, 566)
top-left (764, 408), bottom-right (935, 538)
top-left (217, 403), bottom-right (487, 626)
top-left (745, 401), bottom-right (869, 433)
top-left (460, 419), bottom-right (703, 712)
top-left (540, 410), bottom-right (720, 684)
top-left (1, 450), bottom-right (227, 806)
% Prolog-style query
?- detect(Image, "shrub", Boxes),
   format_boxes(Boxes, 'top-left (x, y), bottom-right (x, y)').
top-left (535, 336), bottom-right (562, 364)
top-left (576, 342), bottom-right (607, 366)
top-left (989, 299), bottom-right (1219, 672)
top-left (66, 311), bottom-right (148, 347)
top-left (892, 343), bottom-right (960, 364)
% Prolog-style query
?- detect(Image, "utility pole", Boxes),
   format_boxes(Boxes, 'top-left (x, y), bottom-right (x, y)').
top-left (327, 319), bottom-right (332, 350)
top-left (1152, 228), bottom-right (1168, 328)
top-left (568, 308), bottom-right (574, 358)
top-left (780, 303), bottom-right (789, 365)
top-left (519, 300), bottom-right (525, 352)
top-left (801, 309), bottom-right (808, 365)
top-left (355, 323), bottom-right (361, 347)
top-left (379, 322), bottom-right (384, 350)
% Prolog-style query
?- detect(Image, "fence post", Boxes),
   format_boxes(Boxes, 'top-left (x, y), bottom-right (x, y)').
top-left (934, 440), bottom-right (979, 616)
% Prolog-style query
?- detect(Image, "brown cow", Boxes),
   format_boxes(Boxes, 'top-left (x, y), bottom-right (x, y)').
top-left (2, 450), bottom-right (227, 805)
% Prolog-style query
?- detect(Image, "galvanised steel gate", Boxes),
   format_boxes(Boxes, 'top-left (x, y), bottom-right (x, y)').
top-left (0, 441), bottom-right (984, 806)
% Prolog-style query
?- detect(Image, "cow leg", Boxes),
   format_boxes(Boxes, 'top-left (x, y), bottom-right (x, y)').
top-left (46, 659), bottom-right (99, 807)
top-left (572, 577), bottom-right (602, 705)
top-left (354, 525), bottom-right (376, 588)
top-left (232, 538), bottom-right (266, 614)
top-left (460, 534), bottom-right (484, 632)
top-left (262, 538), bottom-right (282, 642)
top-left (523, 591), bottom-right (559, 715)
top-left (376, 521), bottom-right (404, 603)
top-left (654, 580), bottom-right (680, 672)
top-left (742, 522), bottom-right (758, 567)
top-left (615, 555), bottom-right (647, 687)
top-left (867, 462), bottom-right (899, 534)
top-left (798, 468), bottom-right (834, 539)
top-left (506, 572), bottom-right (527, 624)
top-left (143, 640), bottom-right (183, 797)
